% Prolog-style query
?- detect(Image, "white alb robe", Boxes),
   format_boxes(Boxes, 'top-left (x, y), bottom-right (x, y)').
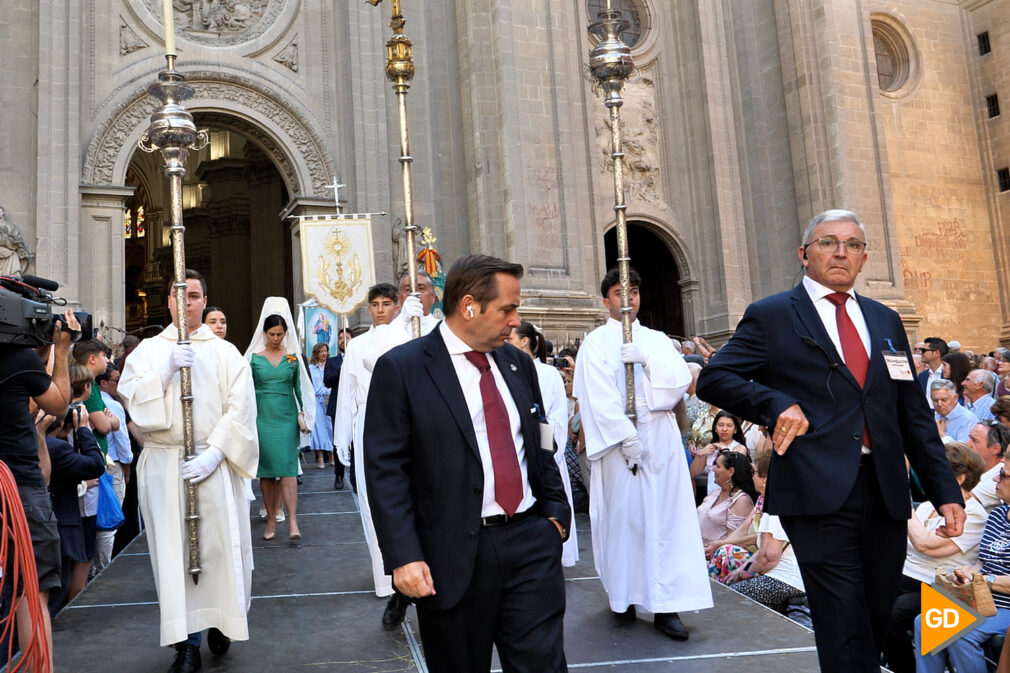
top-left (120, 325), bottom-right (259, 646)
top-left (574, 319), bottom-right (713, 613)
top-left (535, 360), bottom-right (579, 567)
top-left (333, 326), bottom-right (392, 597)
top-left (340, 314), bottom-right (438, 595)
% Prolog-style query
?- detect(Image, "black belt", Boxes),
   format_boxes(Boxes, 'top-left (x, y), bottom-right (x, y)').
top-left (481, 509), bottom-right (537, 527)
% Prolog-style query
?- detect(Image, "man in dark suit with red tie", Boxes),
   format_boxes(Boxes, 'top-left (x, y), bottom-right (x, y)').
top-left (364, 254), bottom-right (571, 673)
top-left (697, 209), bottom-right (966, 673)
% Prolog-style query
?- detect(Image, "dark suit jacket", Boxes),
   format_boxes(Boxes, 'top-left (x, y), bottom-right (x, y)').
top-left (696, 284), bottom-right (962, 521)
top-left (323, 352), bottom-right (343, 418)
top-left (47, 427), bottom-right (106, 527)
top-left (363, 326), bottom-right (572, 611)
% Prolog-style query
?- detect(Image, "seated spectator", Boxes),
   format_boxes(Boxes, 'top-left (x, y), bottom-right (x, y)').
top-left (992, 396), bottom-right (1010, 427)
top-left (883, 442), bottom-right (987, 673)
top-left (968, 421), bottom-right (1010, 512)
top-left (932, 379), bottom-right (976, 442)
top-left (45, 402), bottom-right (106, 616)
top-left (914, 449), bottom-right (1010, 673)
top-left (998, 351), bottom-right (1010, 398)
top-left (964, 370), bottom-right (997, 422)
top-left (690, 410), bottom-right (749, 494)
top-left (723, 451), bottom-right (807, 623)
top-left (944, 351), bottom-right (971, 403)
top-left (697, 451), bottom-right (756, 545)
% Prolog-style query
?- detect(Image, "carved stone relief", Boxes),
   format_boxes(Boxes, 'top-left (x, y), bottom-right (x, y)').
top-left (273, 39), bottom-right (298, 72)
top-left (82, 74), bottom-right (334, 197)
top-left (0, 206), bottom-right (32, 276)
top-left (595, 77), bottom-right (668, 211)
top-left (120, 19), bottom-right (149, 55)
top-left (142, 0), bottom-right (287, 47)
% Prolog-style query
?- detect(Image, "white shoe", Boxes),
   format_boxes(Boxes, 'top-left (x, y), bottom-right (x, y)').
top-left (276, 510), bottom-right (286, 523)
top-left (258, 507), bottom-right (267, 520)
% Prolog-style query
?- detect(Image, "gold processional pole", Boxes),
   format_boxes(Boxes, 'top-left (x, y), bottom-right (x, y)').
top-left (368, 0), bottom-right (421, 338)
top-left (589, 4), bottom-right (638, 427)
top-left (138, 5), bottom-right (209, 584)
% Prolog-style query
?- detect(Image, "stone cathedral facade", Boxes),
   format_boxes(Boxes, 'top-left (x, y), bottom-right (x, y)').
top-left (1, 0), bottom-right (1008, 350)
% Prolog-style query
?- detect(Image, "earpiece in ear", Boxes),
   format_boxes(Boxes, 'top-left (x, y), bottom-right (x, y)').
top-left (802, 251), bottom-right (808, 261)
top-left (467, 306), bottom-right (475, 319)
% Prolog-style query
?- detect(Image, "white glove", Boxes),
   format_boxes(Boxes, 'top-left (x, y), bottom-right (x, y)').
top-left (335, 445), bottom-right (351, 467)
top-left (180, 447), bottom-right (224, 484)
top-left (161, 344), bottom-right (195, 389)
top-left (620, 342), bottom-right (648, 366)
top-left (399, 294), bottom-right (423, 321)
top-left (620, 434), bottom-right (643, 472)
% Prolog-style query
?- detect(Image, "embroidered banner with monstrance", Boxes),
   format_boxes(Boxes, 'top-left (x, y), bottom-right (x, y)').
top-left (298, 216), bottom-right (376, 316)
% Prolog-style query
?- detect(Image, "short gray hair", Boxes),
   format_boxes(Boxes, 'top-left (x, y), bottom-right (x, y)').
top-left (802, 209), bottom-right (868, 245)
top-left (929, 378), bottom-right (957, 395)
top-left (968, 369), bottom-right (995, 394)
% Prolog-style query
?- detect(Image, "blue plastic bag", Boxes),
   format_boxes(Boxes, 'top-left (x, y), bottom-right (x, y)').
top-left (96, 471), bottom-right (124, 531)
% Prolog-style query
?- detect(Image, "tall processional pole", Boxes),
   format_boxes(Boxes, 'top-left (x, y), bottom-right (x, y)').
top-left (137, 2), bottom-right (209, 584)
top-left (589, 3), bottom-right (638, 425)
top-left (367, 0), bottom-right (421, 338)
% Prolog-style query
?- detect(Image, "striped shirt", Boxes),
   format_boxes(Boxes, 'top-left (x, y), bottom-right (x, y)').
top-left (979, 505), bottom-right (1010, 610)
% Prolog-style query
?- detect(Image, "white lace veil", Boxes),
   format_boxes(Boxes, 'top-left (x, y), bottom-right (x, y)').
top-left (245, 296), bottom-right (316, 429)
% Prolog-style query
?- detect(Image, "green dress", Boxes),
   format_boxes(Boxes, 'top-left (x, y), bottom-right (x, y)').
top-left (251, 353), bottom-right (303, 478)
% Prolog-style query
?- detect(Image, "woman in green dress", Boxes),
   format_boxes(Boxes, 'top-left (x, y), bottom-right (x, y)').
top-left (251, 314), bottom-right (303, 540)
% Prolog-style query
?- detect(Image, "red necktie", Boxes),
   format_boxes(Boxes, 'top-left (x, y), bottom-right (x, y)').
top-left (464, 351), bottom-right (523, 515)
top-left (826, 292), bottom-right (871, 447)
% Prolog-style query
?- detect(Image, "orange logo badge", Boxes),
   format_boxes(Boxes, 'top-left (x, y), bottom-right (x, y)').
top-left (920, 582), bottom-right (985, 656)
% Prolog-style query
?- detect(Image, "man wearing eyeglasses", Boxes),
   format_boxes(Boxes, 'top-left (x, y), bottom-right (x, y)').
top-left (967, 421), bottom-right (1010, 512)
top-left (698, 209), bottom-right (965, 673)
top-left (916, 337), bottom-right (949, 409)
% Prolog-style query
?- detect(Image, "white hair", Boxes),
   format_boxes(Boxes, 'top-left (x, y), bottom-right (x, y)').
top-left (802, 209), bottom-right (867, 245)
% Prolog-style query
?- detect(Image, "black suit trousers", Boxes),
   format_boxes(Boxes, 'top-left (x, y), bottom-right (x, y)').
top-left (780, 460), bottom-right (907, 673)
top-left (414, 514), bottom-right (567, 673)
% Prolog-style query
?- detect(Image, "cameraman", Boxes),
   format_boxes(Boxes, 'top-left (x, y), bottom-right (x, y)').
top-left (0, 309), bottom-right (78, 670)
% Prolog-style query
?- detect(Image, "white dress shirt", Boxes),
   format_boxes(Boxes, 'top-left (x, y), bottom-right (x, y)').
top-left (439, 321), bottom-right (535, 517)
top-left (801, 275), bottom-right (871, 360)
top-left (802, 275), bottom-right (872, 453)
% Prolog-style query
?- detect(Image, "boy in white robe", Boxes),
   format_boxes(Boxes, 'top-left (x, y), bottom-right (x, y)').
top-left (120, 270), bottom-right (258, 673)
top-left (573, 268), bottom-right (713, 641)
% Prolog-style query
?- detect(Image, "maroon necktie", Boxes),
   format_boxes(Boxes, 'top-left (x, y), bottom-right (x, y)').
top-left (464, 351), bottom-right (523, 515)
top-left (826, 292), bottom-right (871, 447)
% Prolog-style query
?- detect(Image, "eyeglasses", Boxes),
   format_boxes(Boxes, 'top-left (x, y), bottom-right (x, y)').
top-left (914, 348), bottom-right (928, 354)
top-left (998, 469), bottom-right (1010, 482)
top-left (804, 237), bottom-right (868, 255)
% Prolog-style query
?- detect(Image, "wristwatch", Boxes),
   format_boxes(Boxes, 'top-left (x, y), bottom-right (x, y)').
top-left (986, 574), bottom-right (997, 588)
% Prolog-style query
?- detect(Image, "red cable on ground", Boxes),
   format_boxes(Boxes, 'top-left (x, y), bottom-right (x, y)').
top-left (0, 459), bottom-right (50, 673)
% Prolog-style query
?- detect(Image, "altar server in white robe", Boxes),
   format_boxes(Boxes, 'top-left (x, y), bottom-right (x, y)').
top-left (120, 269), bottom-right (258, 672)
top-left (573, 267), bottom-right (712, 641)
top-left (507, 320), bottom-right (579, 566)
top-left (359, 269), bottom-right (440, 362)
top-left (334, 283), bottom-right (399, 598)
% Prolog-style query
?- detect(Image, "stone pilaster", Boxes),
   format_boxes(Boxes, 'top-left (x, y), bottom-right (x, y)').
top-left (78, 185), bottom-right (135, 333)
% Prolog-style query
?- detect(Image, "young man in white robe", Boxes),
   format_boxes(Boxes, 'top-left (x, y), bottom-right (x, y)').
top-left (120, 269), bottom-right (258, 673)
top-left (573, 267), bottom-right (713, 641)
top-left (335, 275), bottom-right (438, 630)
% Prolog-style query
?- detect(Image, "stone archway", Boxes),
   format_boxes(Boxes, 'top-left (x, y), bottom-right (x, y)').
top-left (82, 72), bottom-right (334, 196)
top-left (79, 73), bottom-right (335, 338)
top-left (604, 219), bottom-right (695, 338)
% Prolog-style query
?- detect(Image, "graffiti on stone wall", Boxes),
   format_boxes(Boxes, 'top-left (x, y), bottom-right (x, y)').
top-left (912, 218), bottom-right (968, 249)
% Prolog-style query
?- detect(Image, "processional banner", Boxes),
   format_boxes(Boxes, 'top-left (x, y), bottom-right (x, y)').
top-left (299, 216), bottom-right (376, 318)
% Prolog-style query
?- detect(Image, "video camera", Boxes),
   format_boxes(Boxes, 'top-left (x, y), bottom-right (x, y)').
top-left (0, 274), bottom-right (92, 346)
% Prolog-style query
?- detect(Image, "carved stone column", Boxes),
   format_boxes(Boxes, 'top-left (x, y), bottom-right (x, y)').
top-left (245, 146), bottom-right (288, 313)
top-left (79, 185), bottom-right (135, 336)
top-left (198, 159), bottom-right (252, 341)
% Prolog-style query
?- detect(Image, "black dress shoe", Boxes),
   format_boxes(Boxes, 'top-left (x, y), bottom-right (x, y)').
top-left (612, 605), bottom-right (636, 622)
top-left (653, 612), bottom-right (689, 640)
top-left (207, 627), bottom-right (230, 655)
top-left (333, 473), bottom-right (344, 490)
top-left (382, 592), bottom-right (410, 630)
top-left (168, 643), bottom-right (201, 673)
